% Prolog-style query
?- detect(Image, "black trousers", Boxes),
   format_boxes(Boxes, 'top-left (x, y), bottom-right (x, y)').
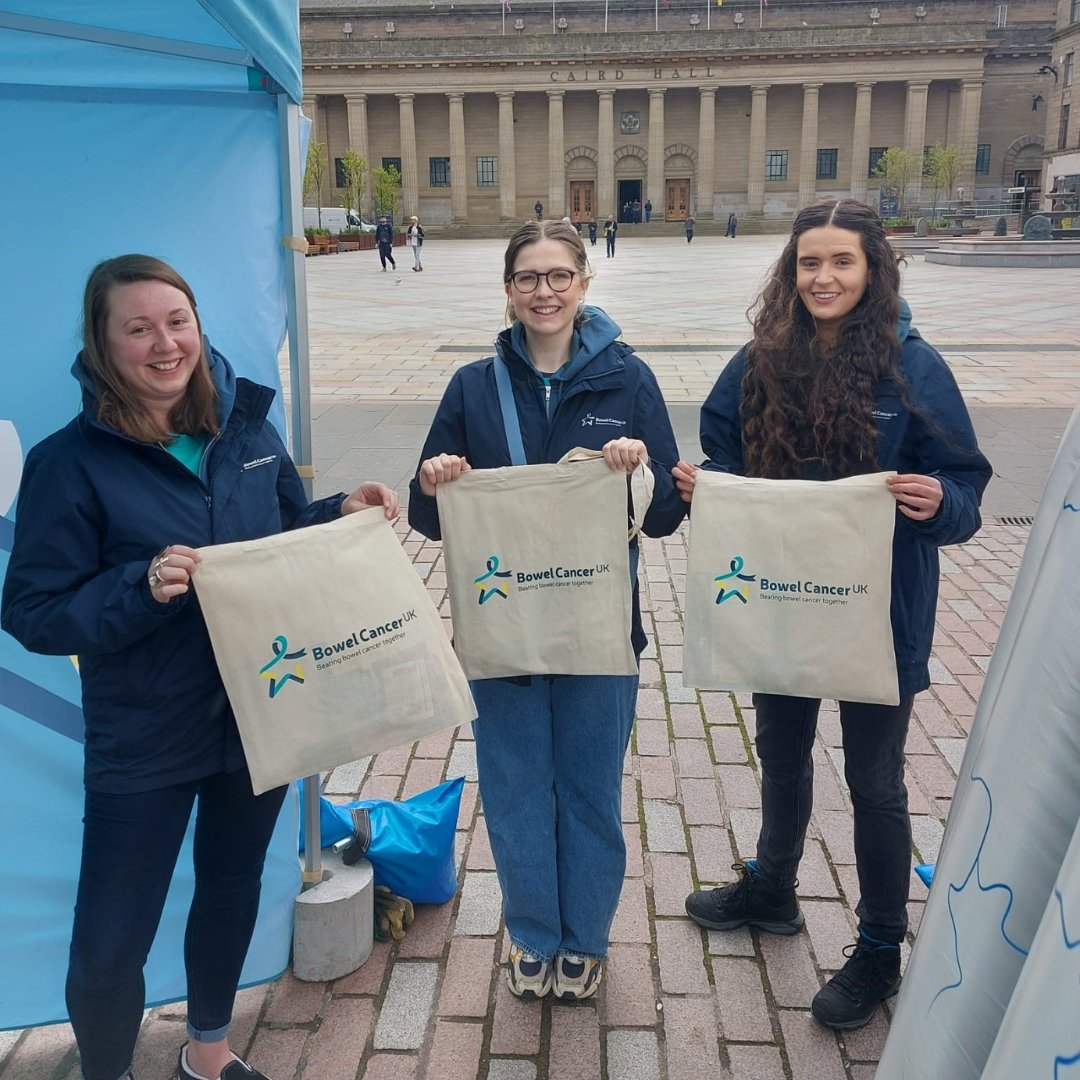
top-left (67, 769), bottom-right (286, 1080)
top-left (753, 693), bottom-right (914, 944)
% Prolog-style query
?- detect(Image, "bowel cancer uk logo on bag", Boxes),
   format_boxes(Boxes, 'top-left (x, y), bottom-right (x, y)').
top-left (257, 609), bottom-right (419, 698)
top-left (474, 554), bottom-right (513, 604)
top-left (712, 553), bottom-right (870, 610)
top-left (474, 551), bottom-right (613, 605)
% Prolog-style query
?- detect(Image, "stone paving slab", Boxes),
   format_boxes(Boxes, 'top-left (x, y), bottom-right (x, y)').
top-left (3, 237), bottom-right (1071, 1079)
top-left (0, 520), bottom-right (1028, 1080)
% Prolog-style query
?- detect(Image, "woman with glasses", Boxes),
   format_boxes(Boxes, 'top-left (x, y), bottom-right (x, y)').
top-left (409, 220), bottom-right (686, 1003)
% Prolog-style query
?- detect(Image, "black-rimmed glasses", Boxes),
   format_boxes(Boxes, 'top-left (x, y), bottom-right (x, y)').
top-left (507, 269), bottom-right (577, 293)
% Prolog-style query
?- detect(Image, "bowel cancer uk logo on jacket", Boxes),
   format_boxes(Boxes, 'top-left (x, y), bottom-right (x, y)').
top-left (258, 609), bottom-right (419, 698)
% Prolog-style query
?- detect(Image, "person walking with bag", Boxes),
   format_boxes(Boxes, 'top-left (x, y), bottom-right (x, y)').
top-left (407, 215), bottom-right (425, 271)
top-left (409, 220), bottom-right (686, 1002)
top-left (674, 199), bottom-right (990, 1031)
top-left (1, 255), bottom-right (398, 1080)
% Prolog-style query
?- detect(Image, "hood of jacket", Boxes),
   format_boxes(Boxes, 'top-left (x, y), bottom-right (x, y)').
top-left (71, 337), bottom-right (237, 436)
top-left (499, 304), bottom-right (623, 388)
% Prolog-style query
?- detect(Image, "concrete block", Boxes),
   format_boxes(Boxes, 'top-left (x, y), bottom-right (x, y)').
top-left (292, 853), bottom-right (374, 982)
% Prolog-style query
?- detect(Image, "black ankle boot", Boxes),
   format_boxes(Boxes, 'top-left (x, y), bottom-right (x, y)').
top-left (811, 937), bottom-right (902, 1030)
top-left (684, 860), bottom-right (804, 934)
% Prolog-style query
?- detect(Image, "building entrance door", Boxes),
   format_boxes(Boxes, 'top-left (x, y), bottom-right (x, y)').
top-left (618, 180), bottom-right (642, 222)
top-left (666, 178), bottom-right (690, 220)
top-left (569, 182), bottom-right (594, 223)
top-left (1013, 169), bottom-right (1041, 210)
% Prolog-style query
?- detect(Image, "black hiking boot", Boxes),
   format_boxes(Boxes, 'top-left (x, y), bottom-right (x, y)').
top-left (684, 860), bottom-right (804, 934)
top-left (811, 937), bottom-right (902, 1031)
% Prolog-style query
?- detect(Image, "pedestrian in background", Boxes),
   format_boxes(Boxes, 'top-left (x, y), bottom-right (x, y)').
top-left (684, 214), bottom-right (696, 243)
top-left (676, 199), bottom-right (990, 1033)
top-left (407, 215), bottom-right (425, 271)
top-left (409, 219), bottom-right (686, 1004)
top-left (534, 199), bottom-right (543, 220)
top-left (588, 218), bottom-right (598, 247)
top-left (375, 215), bottom-right (396, 272)
top-left (644, 199), bottom-right (653, 223)
top-left (725, 211), bottom-right (738, 237)
top-left (604, 215), bottom-right (618, 258)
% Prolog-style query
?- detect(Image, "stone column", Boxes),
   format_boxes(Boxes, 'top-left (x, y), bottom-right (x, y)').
top-left (397, 93), bottom-right (419, 218)
top-left (850, 81), bottom-right (875, 203)
top-left (497, 91), bottom-right (517, 221)
top-left (647, 88), bottom-right (666, 213)
top-left (447, 92), bottom-right (468, 223)
top-left (903, 80), bottom-right (931, 213)
top-left (597, 90), bottom-right (615, 220)
top-left (747, 85), bottom-right (769, 215)
top-left (697, 86), bottom-right (717, 219)
top-left (798, 83), bottom-right (822, 209)
top-left (957, 79), bottom-right (984, 201)
top-left (547, 89), bottom-right (566, 216)
top-left (344, 93), bottom-right (372, 219)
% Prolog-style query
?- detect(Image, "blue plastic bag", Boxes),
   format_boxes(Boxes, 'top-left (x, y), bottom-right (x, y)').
top-left (300, 776), bottom-right (464, 904)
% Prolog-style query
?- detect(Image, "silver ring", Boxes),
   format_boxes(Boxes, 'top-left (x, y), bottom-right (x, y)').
top-left (148, 572), bottom-right (161, 589)
top-left (158, 554), bottom-right (170, 567)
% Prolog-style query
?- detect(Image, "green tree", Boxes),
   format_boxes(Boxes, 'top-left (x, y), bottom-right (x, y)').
top-left (873, 147), bottom-right (918, 220)
top-left (339, 148), bottom-right (367, 226)
top-left (303, 139), bottom-right (327, 229)
top-left (371, 163), bottom-right (402, 224)
top-left (931, 143), bottom-right (965, 209)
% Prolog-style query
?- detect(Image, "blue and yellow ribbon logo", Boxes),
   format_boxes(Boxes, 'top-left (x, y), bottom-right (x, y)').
top-left (474, 555), bottom-right (513, 604)
top-left (259, 635), bottom-right (307, 698)
top-left (715, 556), bottom-right (756, 605)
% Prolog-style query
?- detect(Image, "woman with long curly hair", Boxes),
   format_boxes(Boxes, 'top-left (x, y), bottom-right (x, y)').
top-left (675, 199), bottom-right (991, 1032)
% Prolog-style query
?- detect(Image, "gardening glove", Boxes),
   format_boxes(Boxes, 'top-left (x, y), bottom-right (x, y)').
top-left (373, 884), bottom-right (414, 941)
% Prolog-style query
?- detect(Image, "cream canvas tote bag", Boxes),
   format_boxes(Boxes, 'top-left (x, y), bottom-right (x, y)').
top-left (436, 451), bottom-right (651, 680)
top-left (194, 507), bottom-right (476, 794)
top-left (683, 471), bottom-right (899, 705)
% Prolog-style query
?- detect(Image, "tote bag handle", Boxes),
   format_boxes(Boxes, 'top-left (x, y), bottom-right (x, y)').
top-left (560, 447), bottom-right (654, 541)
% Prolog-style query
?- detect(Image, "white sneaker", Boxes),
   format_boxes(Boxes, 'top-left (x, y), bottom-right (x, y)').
top-left (506, 945), bottom-right (553, 1000)
top-left (553, 954), bottom-right (603, 1000)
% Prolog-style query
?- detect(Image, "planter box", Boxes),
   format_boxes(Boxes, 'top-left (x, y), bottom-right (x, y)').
top-left (885, 226), bottom-right (915, 236)
top-left (335, 233), bottom-right (378, 251)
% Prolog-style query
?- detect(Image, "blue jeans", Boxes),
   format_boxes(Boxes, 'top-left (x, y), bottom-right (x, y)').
top-left (67, 769), bottom-right (286, 1080)
top-left (472, 672), bottom-right (638, 960)
top-left (753, 694), bottom-right (913, 945)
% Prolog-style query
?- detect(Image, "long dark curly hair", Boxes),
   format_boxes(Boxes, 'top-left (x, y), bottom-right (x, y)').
top-left (742, 199), bottom-right (904, 479)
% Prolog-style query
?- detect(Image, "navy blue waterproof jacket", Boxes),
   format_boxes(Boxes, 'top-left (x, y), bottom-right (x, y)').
top-left (375, 222), bottom-right (394, 246)
top-left (699, 325), bottom-right (992, 698)
top-left (1, 346), bottom-right (345, 794)
top-left (408, 307), bottom-right (687, 655)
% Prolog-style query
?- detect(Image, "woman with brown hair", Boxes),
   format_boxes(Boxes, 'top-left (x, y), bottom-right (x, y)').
top-left (675, 199), bottom-right (990, 1032)
top-left (2, 254), bottom-right (398, 1080)
top-left (409, 220), bottom-right (686, 1002)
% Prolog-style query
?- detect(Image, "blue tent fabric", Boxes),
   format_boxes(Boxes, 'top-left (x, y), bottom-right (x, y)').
top-left (0, 0), bottom-right (305, 1031)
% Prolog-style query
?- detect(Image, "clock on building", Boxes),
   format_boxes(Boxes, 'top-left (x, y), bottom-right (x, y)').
top-left (619, 111), bottom-right (641, 134)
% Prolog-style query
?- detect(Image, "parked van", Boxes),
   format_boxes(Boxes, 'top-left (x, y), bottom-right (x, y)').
top-left (303, 207), bottom-right (375, 232)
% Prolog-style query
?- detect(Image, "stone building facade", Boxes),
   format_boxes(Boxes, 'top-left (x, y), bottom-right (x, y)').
top-left (1042, 0), bottom-right (1080, 209)
top-left (300, 0), bottom-right (1054, 225)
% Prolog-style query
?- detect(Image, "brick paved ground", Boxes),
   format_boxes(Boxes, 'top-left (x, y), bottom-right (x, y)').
top-left (1, 237), bottom-right (1071, 1079)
